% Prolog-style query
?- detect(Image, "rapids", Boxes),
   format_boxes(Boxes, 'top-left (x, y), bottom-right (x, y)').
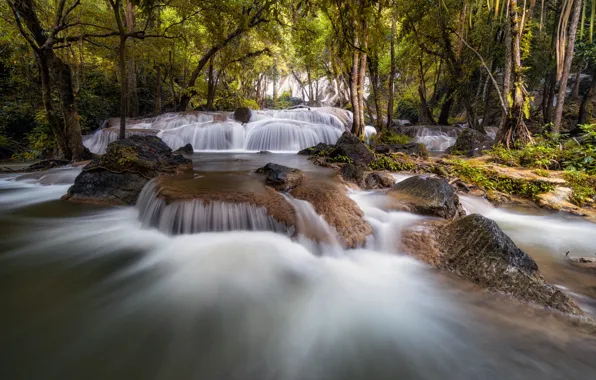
top-left (1, 156), bottom-right (596, 379)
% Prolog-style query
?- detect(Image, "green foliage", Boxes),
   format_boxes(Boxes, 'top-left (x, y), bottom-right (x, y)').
top-left (328, 155), bottom-right (353, 164)
top-left (369, 155), bottom-right (416, 172)
top-left (563, 170), bottom-right (596, 206)
top-left (395, 98), bottom-right (419, 124)
top-left (377, 131), bottom-right (412, 145)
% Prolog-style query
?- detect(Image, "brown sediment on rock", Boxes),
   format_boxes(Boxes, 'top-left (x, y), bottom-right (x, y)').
top-left (290, 178), bottom-right (372, 248)
top-left (401, 214), bottom-right (582, 315)
top-left (154, 174), bottom-right (298, 229)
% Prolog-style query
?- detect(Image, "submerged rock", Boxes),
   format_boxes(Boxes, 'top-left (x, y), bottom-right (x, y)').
top-left (374, 143), bottom-right (428, 157)
top-left (63, 135), bottom-right (191, 205)
top-left (290, 178), bottom-right (372, 248)
top-left (256, 163), bottom-right (304, 191)
top-left (448, 128), bottom-right (494, 157)
top-left (173, 143), bottom-right (193, 155)
top-left (401, 214), bottom-right (581, 314)
top-left (330, 132), bottom-right (375, 166)
top-left (234, 107), bottom-right (252, 123)
top-left (387, 175), bottom-right (464, 219)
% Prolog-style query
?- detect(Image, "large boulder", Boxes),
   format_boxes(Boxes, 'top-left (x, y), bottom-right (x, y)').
top-left (374, 142), bottom-right (427, 157)
top-left (63, 135), bottom-right (191, 205)
top-left (233, 107), bottom-right (252, 123)
top-left (387, 175), bottom-right (464, 219)
top-left (339, 163), bottom-right (365, 187)
top-left (255, 163), bottom-right (304, 191)
top-left (330, 132), bottom-right (375, 166)
top-left (401, 214), bottom-right (581, 314)
top-left (290, 178), bottom-right (372, 248)
top-left (448, 128), bottom-right (494, 157)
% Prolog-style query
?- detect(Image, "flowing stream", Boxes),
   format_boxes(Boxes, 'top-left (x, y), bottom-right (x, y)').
top-left (3, 112), bottom-right (596, 379)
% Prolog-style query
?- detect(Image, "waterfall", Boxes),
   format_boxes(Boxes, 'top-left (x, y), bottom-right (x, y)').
top-left (136, 179), bottom-right (294, 235)
top-left (157, 121), bottom-right (245, 151)
top-left (282, 193), bottom-right (344, 256)
top-left (365, 126), bottom-right (377, 143)
top-left (86, 108), bottom-right (350, 154)
top-left (413, 126), bottom-right (462, 152)
top-left (244, 119), bottom-right (343, 151)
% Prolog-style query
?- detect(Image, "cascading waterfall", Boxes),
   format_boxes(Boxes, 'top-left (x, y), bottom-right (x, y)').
top-left (136, 180), bottom-right (293, 235)
top-left (157, 121), bottom-right (246, 150)
top-left (244, 119), bottom-right (343, 151)
top-left (85, 108), bottom-right (350, 154)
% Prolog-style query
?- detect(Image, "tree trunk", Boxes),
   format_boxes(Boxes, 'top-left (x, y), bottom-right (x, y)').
top-left (497, 0), bottom-right (534, 147)
top-left (553, 0), bottom-right (582, 132)
top-left (502, 19), bottom-right (513, 126)
top-left (350, 29), bottom-right (361, 135)
top-left (357, 24), bottom-right (368, 135)
top-left (206, 56), bottom-right (216, 110)
top-left (53, 58), bottom-right (85, 161)
top-left (438, 86), bottom-right (454, 125)
top-left (118, 36), bottom-right (128, 140)
top-left (38, 51), bottom-right (71, 159)
top-left (418, 85), bottom-right (437, 125)
top-left (386, 15), bottom-right (396, 131)
top-left (154, 64), bottom-right (162, 114)
top-left (125, 0), bottom-right (138, 117)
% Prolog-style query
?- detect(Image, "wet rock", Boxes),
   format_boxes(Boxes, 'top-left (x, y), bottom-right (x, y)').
top-left (387, 175), bottom-right (464, 219)
top-left (330, 132), bottom-right (375, 167)
top-left (257, 150), bottom-right (271, 154)
top-left (297, 143), bottom-right (333, 156)
top-left (256, 163), bottom-right (304, 192)
top-left (448, 128), bottom-right (494, 157)
top-left (401, 214), bottom-right (581, 314)
top-left (567, 256), bottom-right (596, 271)
top-left (339, 163), bottom-right (365, 187)
top-left (173, 143), bottom-right (193, 155)
top-left (63, 135), bottom-right (192, 205)
top-left (374, 142), bottom-right (428, 157)
top-left (290, 178), bottom-right (372, 248)
top-left (364, 172), bottom-right (395, 189)
top-left (234, 107), bottom-right (252, 123)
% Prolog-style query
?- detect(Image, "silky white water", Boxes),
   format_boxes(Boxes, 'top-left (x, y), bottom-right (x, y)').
top-left (84, 108), bottom-right (350, 154)
top-left (1, 166), bottom-right (596, 379)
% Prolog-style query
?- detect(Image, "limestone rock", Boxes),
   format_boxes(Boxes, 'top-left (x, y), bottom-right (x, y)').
top-left (173, 143), bottom-right (194, 155)
top-left (63, 135), bottom-right (191, 205)
top-left (387, 175), bottom-right (465, 219)
top-left (297, 142), bottom-right (334, 156)
top-left (256, 163), bottom-right (304, 192)
top-left (339, 163), bottom-right (365, 187)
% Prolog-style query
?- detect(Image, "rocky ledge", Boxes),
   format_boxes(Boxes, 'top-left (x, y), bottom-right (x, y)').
top-left (63, 135), bottom-right (191, 205)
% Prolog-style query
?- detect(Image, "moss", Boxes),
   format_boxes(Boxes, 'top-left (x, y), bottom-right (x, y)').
top-left (564, 170), bottom-right (596, 206)
top-left (447, 159), bottom-right (555, 200)
top-left (369, 155), bottom-right (416, 172)
top-left (377, 131), bottom-right (412, 145)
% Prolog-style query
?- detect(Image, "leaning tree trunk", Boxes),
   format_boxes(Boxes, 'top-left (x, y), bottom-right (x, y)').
top-left (438, 85), bottom-right (454, 125)
top-left (418, 85), bottom-right (437, 125)
top-left (553, 0), bottom-right (583, 132)
top-left (350, 30), bottom-right (362, 136)
top-left (497, 0), bottom-right (534, 148)
top-left (357, 24), bottom-right (368, 136)
top-left (118, 35), bottom-right (128, 140)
